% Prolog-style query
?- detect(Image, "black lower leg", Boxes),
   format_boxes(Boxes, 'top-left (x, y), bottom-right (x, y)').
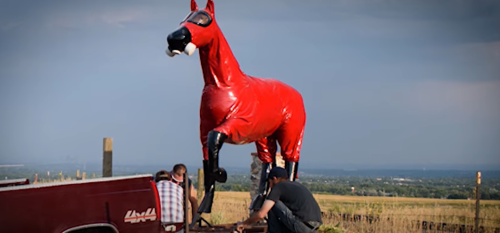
top-left (196, 131), bottom-right (227, 214)
top-left (249, 162), bottom-right (271, 211)
top-left (197, 160), bottom-right (215, 214)
top-left (285, 161), bottom-right (299, 181)
top-left (207, 130), bottom-right (228, 183)
top-left (258, 163), bottom-right (272, 195)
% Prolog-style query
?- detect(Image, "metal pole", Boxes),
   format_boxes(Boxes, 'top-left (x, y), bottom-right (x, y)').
top-left (184, 172), bottom-right (190, 233)
top-left (475, 171), bottom-right (481, 233)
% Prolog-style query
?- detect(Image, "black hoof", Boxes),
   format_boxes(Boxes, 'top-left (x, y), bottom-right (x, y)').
top-left (198, 191), bottom-right (215, 213)
top-left (213, 167), bottom-right (227, 183)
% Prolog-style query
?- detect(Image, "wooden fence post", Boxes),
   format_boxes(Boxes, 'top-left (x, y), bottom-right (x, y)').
top-left (475, 171), bottom-right (481, 233)
top-left (103, 138), bottom-right (113, 177)
top-left (197, 168), bottom-right (204, 205)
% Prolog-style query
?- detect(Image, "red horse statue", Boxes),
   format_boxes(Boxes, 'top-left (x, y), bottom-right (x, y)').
top-left (166, 0), bottom-right (306, 216)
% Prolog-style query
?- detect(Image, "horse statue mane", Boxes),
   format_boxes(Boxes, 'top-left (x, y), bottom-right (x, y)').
top-left (166, 0), bottom-right (306, 219)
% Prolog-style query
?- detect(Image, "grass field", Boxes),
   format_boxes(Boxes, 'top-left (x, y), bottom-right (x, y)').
top-left (201, 191), bottom-right (500, 233)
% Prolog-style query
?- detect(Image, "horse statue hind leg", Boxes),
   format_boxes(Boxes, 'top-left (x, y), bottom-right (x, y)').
top-left (248, 137), bottom-right (277, 212)
top-left (165, 0), bottom-right (307, 221)
top-left (277, 123), bottom-right (304, 182)
top-left (249, 116), bottom-right (305, 212)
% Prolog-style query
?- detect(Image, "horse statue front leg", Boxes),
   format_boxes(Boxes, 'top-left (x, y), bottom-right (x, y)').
top-left (207, 131), bottom-right (228, 183)
top-left (197, 130), bottom-right (228, 215)
top-left (191, 130), bottom-right (230, 228)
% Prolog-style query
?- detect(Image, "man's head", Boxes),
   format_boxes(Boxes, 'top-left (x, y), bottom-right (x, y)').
top-left (155, 170), bottom-right (172, 182)
top-left (267, 167), bottom-right (289, 188)
top-left (171, 163), bottom-right (187, 184)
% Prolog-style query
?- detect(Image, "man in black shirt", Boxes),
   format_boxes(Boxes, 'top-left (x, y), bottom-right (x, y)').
top-left (233, 167), bottom-right (322, 233)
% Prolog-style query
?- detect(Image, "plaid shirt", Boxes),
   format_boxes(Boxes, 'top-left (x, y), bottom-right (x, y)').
top-left (157, 180), bottom-right (184, 223)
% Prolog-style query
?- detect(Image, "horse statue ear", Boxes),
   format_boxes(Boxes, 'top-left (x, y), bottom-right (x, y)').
top-left (191, 0), bottom-right (198, 11)
top-left (205, 0), bottom-right (214, 14)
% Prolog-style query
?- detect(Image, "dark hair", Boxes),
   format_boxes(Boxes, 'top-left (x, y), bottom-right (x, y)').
top-left (267, 167), bottom-right (288, 180)
top-left (155, 170), bottom-right (171, 182)
top-left (172, 164), bottom-right (187, 176)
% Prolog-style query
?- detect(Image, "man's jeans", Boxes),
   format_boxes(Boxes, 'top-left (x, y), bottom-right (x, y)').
top-left (267, 201), bottom-right (321, 233)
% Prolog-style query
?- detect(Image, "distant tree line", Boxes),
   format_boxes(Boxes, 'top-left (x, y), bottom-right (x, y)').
top-left (3, 167), bottom-right (498, 200)
top-left (195, 174), bottom-right (500, 200)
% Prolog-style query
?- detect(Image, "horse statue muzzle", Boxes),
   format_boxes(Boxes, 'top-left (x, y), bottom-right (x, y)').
top-left (166, 26), bottom-right (197, 57)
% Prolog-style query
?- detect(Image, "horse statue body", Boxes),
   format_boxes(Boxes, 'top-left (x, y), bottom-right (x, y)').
top-left (166, 0), bottom-right (306, 216)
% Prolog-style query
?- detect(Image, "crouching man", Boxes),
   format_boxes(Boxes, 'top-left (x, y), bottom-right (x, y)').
top-left (233, 167), bottom-right (322, 233)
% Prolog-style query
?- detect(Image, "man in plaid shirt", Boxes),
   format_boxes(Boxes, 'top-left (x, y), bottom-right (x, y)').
top-left (155, 170), bottom-right (184, 224)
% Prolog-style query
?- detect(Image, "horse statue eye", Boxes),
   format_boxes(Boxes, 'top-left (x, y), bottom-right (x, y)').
top-left (185, 11), bottom-right (212, 27)
top-left (192, 14), bottom-right (208, 25)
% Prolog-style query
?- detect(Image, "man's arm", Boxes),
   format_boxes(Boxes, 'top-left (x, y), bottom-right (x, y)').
top-left (189, 184), bottom-right (199, 220)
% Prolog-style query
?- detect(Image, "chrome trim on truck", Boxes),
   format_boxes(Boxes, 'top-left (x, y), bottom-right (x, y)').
top-left (62, 223), bottom-right (119, 233)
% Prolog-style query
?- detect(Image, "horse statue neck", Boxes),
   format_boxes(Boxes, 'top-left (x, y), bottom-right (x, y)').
top-left (198, 27), bottom-right (246, 88)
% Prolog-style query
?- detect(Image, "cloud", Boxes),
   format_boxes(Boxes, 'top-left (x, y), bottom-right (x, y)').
top-left (413, 79), bottom-right (500, 120)
top-left (451, 40), bottom-right (500, 67)
top-left (98, 9), bottom-right (148, 28)
top-left (44, 8), bottom-right (149, 30)
top-left (0, 21), bottom-right (21, 31)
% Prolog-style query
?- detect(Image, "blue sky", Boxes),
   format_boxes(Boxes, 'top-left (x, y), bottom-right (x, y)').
top-left (1, 0), bottom-right (499, 170)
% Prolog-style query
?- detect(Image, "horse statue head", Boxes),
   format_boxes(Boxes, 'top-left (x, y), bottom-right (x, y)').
top-left (166, 0), bottom-right (218, 57)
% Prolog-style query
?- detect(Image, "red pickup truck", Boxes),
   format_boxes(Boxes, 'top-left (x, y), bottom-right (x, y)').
top-left (0, 174), bottom-right (184, 233)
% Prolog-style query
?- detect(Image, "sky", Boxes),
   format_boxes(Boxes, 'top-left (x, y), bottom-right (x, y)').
top-left (0, 0), bottom-right (499, 171)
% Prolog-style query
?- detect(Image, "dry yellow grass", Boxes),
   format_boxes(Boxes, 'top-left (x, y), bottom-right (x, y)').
top-left (38, 176), bottom-right (500, 232)
top-left (202, 191), bottom-right (500, 233)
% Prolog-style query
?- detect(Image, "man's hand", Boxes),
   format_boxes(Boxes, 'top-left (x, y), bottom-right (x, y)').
top-left (232, 221), bottom-right (245, 232)
top-left (231, 200), bottom-right (275, 232)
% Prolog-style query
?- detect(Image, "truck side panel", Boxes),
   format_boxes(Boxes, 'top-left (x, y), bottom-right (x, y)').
top-left (0, 175), bottom-right (164, 233)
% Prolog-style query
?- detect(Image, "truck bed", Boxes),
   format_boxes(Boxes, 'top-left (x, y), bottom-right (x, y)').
top-left (0, 174), bottom-right (168, 233)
